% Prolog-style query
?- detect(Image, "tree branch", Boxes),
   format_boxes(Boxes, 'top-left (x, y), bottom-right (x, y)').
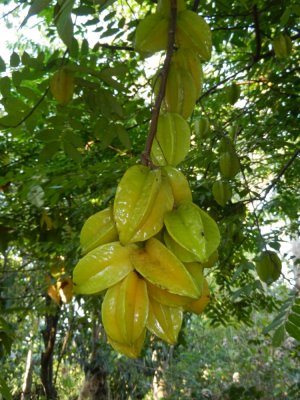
top-left (0, 88), bottom-right (49, 129)
top-left (192, 0), bottom-right (201, 12)
top-left (252, 5), bottom-right (261, 62)
top-left (260, 148), bottom-right (300, 202)
top-left (141, 0), bottom-right (177, 167)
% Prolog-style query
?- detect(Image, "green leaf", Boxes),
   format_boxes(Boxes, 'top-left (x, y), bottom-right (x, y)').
top-left (63, 141), bottom-right (82, 163)
top-left (116, 125), bottom-right (131, 149)
top-left (0, 56), bottom-right (6, 72)
top-left (21, 0), bottom-right (51, 27)
top-left (39, 141), bottom-right (61, 163)
top-left (288, 313), bottom-right (300, 327)
top-left (10, 52), bottom-right (20, 67)
top-left (272, 325), bottom-right (285, 347)
top-left (291, 305), bottom-right (300, 314)
top-left (285, 320), bottom-right (300, 341)
top-left (0, 377), bottom-right (12, 400)
top-left (54, 0), bottom-right (75, 49)
top-left (0, 77), bottom-right (11, 97)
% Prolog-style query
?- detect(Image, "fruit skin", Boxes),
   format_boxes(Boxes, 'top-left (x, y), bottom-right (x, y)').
top-left (172, 48), bottom-right (203, 97)
top-left (80, 207), bottom-right (118, 255)
top-left (184, 277), bottom-right (210, 314)
top-left (150, 112), bottom-right (191, 167)
top-left (130, 237), bottom-right (200, 299)
top-left (225, 82), bottom-right (241, 105)
top-left (176, 10), bottom-right (212, 62)
top-left (147, 298), bottom-right (183, 344)
top-left (164, 230), bottom-right (198, 263)
top-left (272, 34), bottom-right (292, 58)
top-left (50, 69), bottom-right (74, 106)
top-left (155, 63), bottom-right (197, 119)
top-left (219, 151), bottom-right (240, 178)
top-left (107, 330), bottom-right (145, 359)
top-left (161, 166), bottom-right (192, 206)
top-left (212, 180), bottom-right (232, 207)
top-left (72, 242), bottom-right (137, 295)
top-left (113, 165), bottom-right (174, 244)
top-left (134, 14), bottom-right (168, 54)
top-left (164, 201), bottom-right (220, 263)
top-left (255, 250), bottom-right (282, 285)
top-left (195, 117), bottom-right (210, 138)
top-left (102, 271), bottom-right (149, 345)
top-left (147, 281), bottom-right (195, 307)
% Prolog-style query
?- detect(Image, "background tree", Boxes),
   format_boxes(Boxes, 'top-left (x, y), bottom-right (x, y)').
top-left (0, 0), bottom-right (299, 399)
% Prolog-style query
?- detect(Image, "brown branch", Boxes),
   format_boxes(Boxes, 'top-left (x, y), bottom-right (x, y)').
top-left (192, 0), bottom-right (201, 12)
top-left (141, 0), bottom-right (177, 167)
top-left (96, 43), bottom-right (135, 52)
top-left (252, 5), bottom-right (261, 62)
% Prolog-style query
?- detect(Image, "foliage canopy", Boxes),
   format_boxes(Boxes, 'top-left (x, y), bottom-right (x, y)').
top-left (0, 0), bottom-right (299, 398)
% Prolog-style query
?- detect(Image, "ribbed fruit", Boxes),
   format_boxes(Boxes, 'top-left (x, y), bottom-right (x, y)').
top-left (156, 64), bottom-right (197, 119)
top-left (194, 117), bottom-right (210, 138)
top-left (130, 237), bottom-right (200, 299)
top-left (212, 180), bottom-right (232, 207)
top-left (147, 298), bottom-right (183, 344)
top-left (164, 201), bottom-right (220, 263)
top-left (255, 250), bottom-right (282, 285)
top-left (147, 281), bottom-right (195, 307)
top-left (150, 112), bottom-right (191, 166)
top-left (176, 10), bottom-right (212, 62)
top-left (161, 166), bottom-right (192, 206)
top-left (272, 34), bottom-right (292, 58)
top-left (134, 14), bottom-right (168, 53)
top-left (113, 165), bottom-right (174, 244)
top-left (50, 69), bottom-right (74, 106)
top-left (164, 230), bottom-right (198, 263)
top-left (102, 271), bottom-right (149, 345)
top-left (80, 207), bottom-right (118, 255)
top-left (219, 151), bottom-right (240, 178)
top-left (225, 82), bottom-right (241, 105)
top-left (184, 277), bottom-right (210, 314)
top-left (172, 48), bottom-right (203, 97)
top-left (72, 242), bottom-right (136, 294)
top-left (107, 330), bottom-right (145, 359)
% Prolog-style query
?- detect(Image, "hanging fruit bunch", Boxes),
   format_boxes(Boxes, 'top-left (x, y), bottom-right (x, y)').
top-left (72, 0), bottom-right (219, 358)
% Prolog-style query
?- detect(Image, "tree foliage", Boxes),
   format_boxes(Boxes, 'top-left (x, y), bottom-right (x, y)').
top-left (0, 0), bottom-right (299, 398)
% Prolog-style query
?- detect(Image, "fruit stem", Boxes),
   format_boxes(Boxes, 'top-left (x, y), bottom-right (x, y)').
top-left (141, 0), bottom-right (177, 167)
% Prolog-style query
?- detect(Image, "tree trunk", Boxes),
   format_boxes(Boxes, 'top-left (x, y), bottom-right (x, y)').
top-left (40, 298), bottom-right (60, 400)
top-left (152, 350), bottom-right (167, 400)
top-left (21, 348), bottom-right (33, 400)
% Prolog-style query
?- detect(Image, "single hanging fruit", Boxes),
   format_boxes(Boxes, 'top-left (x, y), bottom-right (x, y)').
top-left (134, 14), bottom-right (168, 54)
top-left (113, 165), bottom-right (174, 244)
top-left (176, 10), bottom-right (212, 62)
top-left (150, 112), bottom-right (191, 167)
top-left (164, 201), bottom-right (220, 263)
top-left (72, 242), bottom-right (137, 294)
top-left (212, 180), bottom-right (232, 207)
top-left (272, 33), bottom-right (292, 59)
top-left (147, 297), bottom-right (183, 344)
top-left (161, 166), bottom-right (192, 206)
top-left (50, 69), bottom-right (74, 106)
top-left (219, 151), bottom-right (240, 178)
top-left (80, 207), bottom-right (118, 255)
top-left (172, 48), bottom-right (203, 97)
top-left (102, 271), bottom-right (149, 345)
top-left (255, 250), bottom-right (282, 285)
top-left (131, 237), bottom-right (201, 299)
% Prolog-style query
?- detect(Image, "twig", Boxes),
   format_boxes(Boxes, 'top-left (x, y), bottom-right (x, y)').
top-left (141, 0), bottom-right (177, 167)
top-left (96, 43), bottom-right (135, 52)
top-left (192, 0), bottom-right (201, 12)
top-left (0, 88), bottom-right (49, 129)
top-left (252, 5), bottom-right (261, 62)
top-left (258, 148), bottom-right (300, 204)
